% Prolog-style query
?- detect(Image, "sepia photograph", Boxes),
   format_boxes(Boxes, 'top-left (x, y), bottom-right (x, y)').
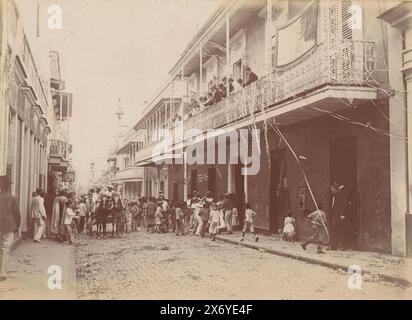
top-left (0, 0), bottom-right (411, 307)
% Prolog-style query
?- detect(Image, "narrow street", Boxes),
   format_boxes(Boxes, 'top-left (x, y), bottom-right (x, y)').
top-left (1, 230), bottom-right (410, 300)
top-left (2, 0), bottom-right (412, 303)
top-left (74, 231), bottom-right (409, 300)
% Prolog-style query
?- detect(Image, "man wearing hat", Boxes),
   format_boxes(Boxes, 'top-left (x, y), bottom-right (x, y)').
top-left (0, 175), bottom-right (21, 281)
top-left (30, 188), bottom-right (47, 242)
top-left (328, 182), bottom-right (348, 250)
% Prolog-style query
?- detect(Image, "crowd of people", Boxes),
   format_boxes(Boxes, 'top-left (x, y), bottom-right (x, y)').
top-left (0, 173), bottom-right (350, 282)
top-left (24, 185), bottom-right (264, 245)
top-left (23, 180), bottom-right (347, 255)
top-left (171, 67), bottom-right (259, 126)
top-left (80, 188), bottom-right (260, 243)
top-left (25, 181), bottom-right (342, 255)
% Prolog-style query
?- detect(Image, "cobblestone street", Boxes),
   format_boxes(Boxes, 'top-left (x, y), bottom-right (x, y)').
top-left (75, 231), bottom-right (410, 300)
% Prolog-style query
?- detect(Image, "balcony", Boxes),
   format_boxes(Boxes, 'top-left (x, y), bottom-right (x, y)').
top-left (110, 167), bottom-right (144, 184)
top-left (184, 39), bottom-right (376, 132)
top-left (49, 139), bottom-right (68, 160)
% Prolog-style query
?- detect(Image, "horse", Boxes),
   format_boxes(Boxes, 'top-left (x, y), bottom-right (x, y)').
top-left (95, 197), bottom-right (110, 238)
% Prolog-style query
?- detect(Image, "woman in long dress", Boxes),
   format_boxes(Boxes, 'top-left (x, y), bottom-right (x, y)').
top-left (50, 191), bottom-right (68, 240)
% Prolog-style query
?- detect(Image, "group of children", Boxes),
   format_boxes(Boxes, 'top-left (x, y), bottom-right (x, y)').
top-left (281, 203), bottom-right (328, 254)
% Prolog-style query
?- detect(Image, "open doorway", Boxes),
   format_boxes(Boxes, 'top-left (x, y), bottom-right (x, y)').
top-left (269, 149), bottom-right (288, 233)
top-left (329, 136), bottom-right (360, 249)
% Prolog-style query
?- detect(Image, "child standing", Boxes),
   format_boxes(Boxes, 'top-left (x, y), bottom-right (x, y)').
top-left (241, 203), bottom-right (259, 242)
top-left (125, 206), bottom-right (133, 233)
top-left (175, 204), bottom-right (185, 236)
top-left (208, 203), bottom-right (220, 241)
top-left (232, 207), bottom-right (240, 229)
top-left (130, 202), bottom-right (138, 231)
top-left (283, 211), bottom-right (296, 241)
top-left (64, 201), bottom-right (79, 245)
top-left (154, 203), bottom-right (162, 233)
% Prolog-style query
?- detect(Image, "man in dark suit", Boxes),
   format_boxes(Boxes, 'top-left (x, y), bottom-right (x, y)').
top-left (328, 182), bottom-right (348, 250)
top-left (243, 67), bottom-right (258, 87)
top-left (0, 175), bottom-right (21, 281)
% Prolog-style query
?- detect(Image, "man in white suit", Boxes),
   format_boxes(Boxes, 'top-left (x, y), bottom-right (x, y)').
top-left (31, 188), bottom-right (47, 242)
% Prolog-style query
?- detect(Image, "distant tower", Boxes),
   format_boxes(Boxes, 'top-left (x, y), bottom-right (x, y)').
top-left (114, 98), bottom-right (124, 125)
top-left (89, 162), bottom-right (96, 187)
top-left (113, 98), bottom-right (125, 149)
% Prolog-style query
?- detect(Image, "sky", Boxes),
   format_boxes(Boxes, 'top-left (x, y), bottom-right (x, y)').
top-left (16, 0), bottom-right (220, 187)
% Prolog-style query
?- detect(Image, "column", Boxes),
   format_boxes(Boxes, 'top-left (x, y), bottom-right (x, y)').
top-left (157, 167), bottom-right (160, 197)
top-left (199, 43), bottom-right (203, 94)
top-left (30, 133), bottom-right (35, 194)
top-left (226, 14), bottom-right (230, 91)
top-left (157, 110), bottom-right (161, 140)
top-left (34, 139), bottom-right (39, 188)
top-left (156, 111), bottom-right (159, 141)
top-left (143, 168), bottom-right (146, 196)
top-left (19, 123), bottom-right (26, 208)
top-left (183, 151), bottom-right (187, 201)
top-left (13, 114), bottom-right (19, 195)
top-left (164, 103), bottom-right (168, 130)
top-left (388, 26), bottom-right (408, 256)
top-left (1, 105), bottom-right (10, 176)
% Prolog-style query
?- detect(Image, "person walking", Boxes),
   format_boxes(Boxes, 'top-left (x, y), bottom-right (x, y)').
top-left (0, 175), bottom-right (21, 281)
top-left (175, 203), bottom-right (185, 236)
top-left (78, 199), bottom-right (87, 233)
top-left (301, 203), bottom-right (327, 254)
top-left (50, 191), bottom-right (68, 241)
top-left (44, 191), bottom-right (55, 238)
top-left (208, 203), bottom-right (220, 241)
top-left (240, 203), bottom-right (259, 242)
top-left (30, 188), bottom-right (47, 243)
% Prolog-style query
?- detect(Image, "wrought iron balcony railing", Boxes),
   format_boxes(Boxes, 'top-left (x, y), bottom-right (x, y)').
top-left (184, 39), bottom-right (376, 132)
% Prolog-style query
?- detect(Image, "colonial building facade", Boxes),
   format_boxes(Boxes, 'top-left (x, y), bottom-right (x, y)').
top-left (108, 128), bottom-right (144, 200)
top-left (379, 1), bottom-right (412, 257)
top-left (129, 0), bottom-right (406, 256)
top-left (0, 0), bottom-right (73, 235)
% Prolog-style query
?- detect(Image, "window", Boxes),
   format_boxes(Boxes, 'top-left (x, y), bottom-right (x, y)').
top-left (233, 59), bottom-right (243, 83)
top-left (342, 0), bottom-right (353, 40)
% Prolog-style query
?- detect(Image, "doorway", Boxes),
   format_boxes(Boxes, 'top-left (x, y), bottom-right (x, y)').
top-left (269, 149), bottom-right (288, 233)
top-left (190, 169), bottom-right (197, 194)
top-left (207, 167), bottom-right (216, 195)
top-left (234, 164), bottom-right (245, 224)
top-left (329, 136), bottom-right (359, 249)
